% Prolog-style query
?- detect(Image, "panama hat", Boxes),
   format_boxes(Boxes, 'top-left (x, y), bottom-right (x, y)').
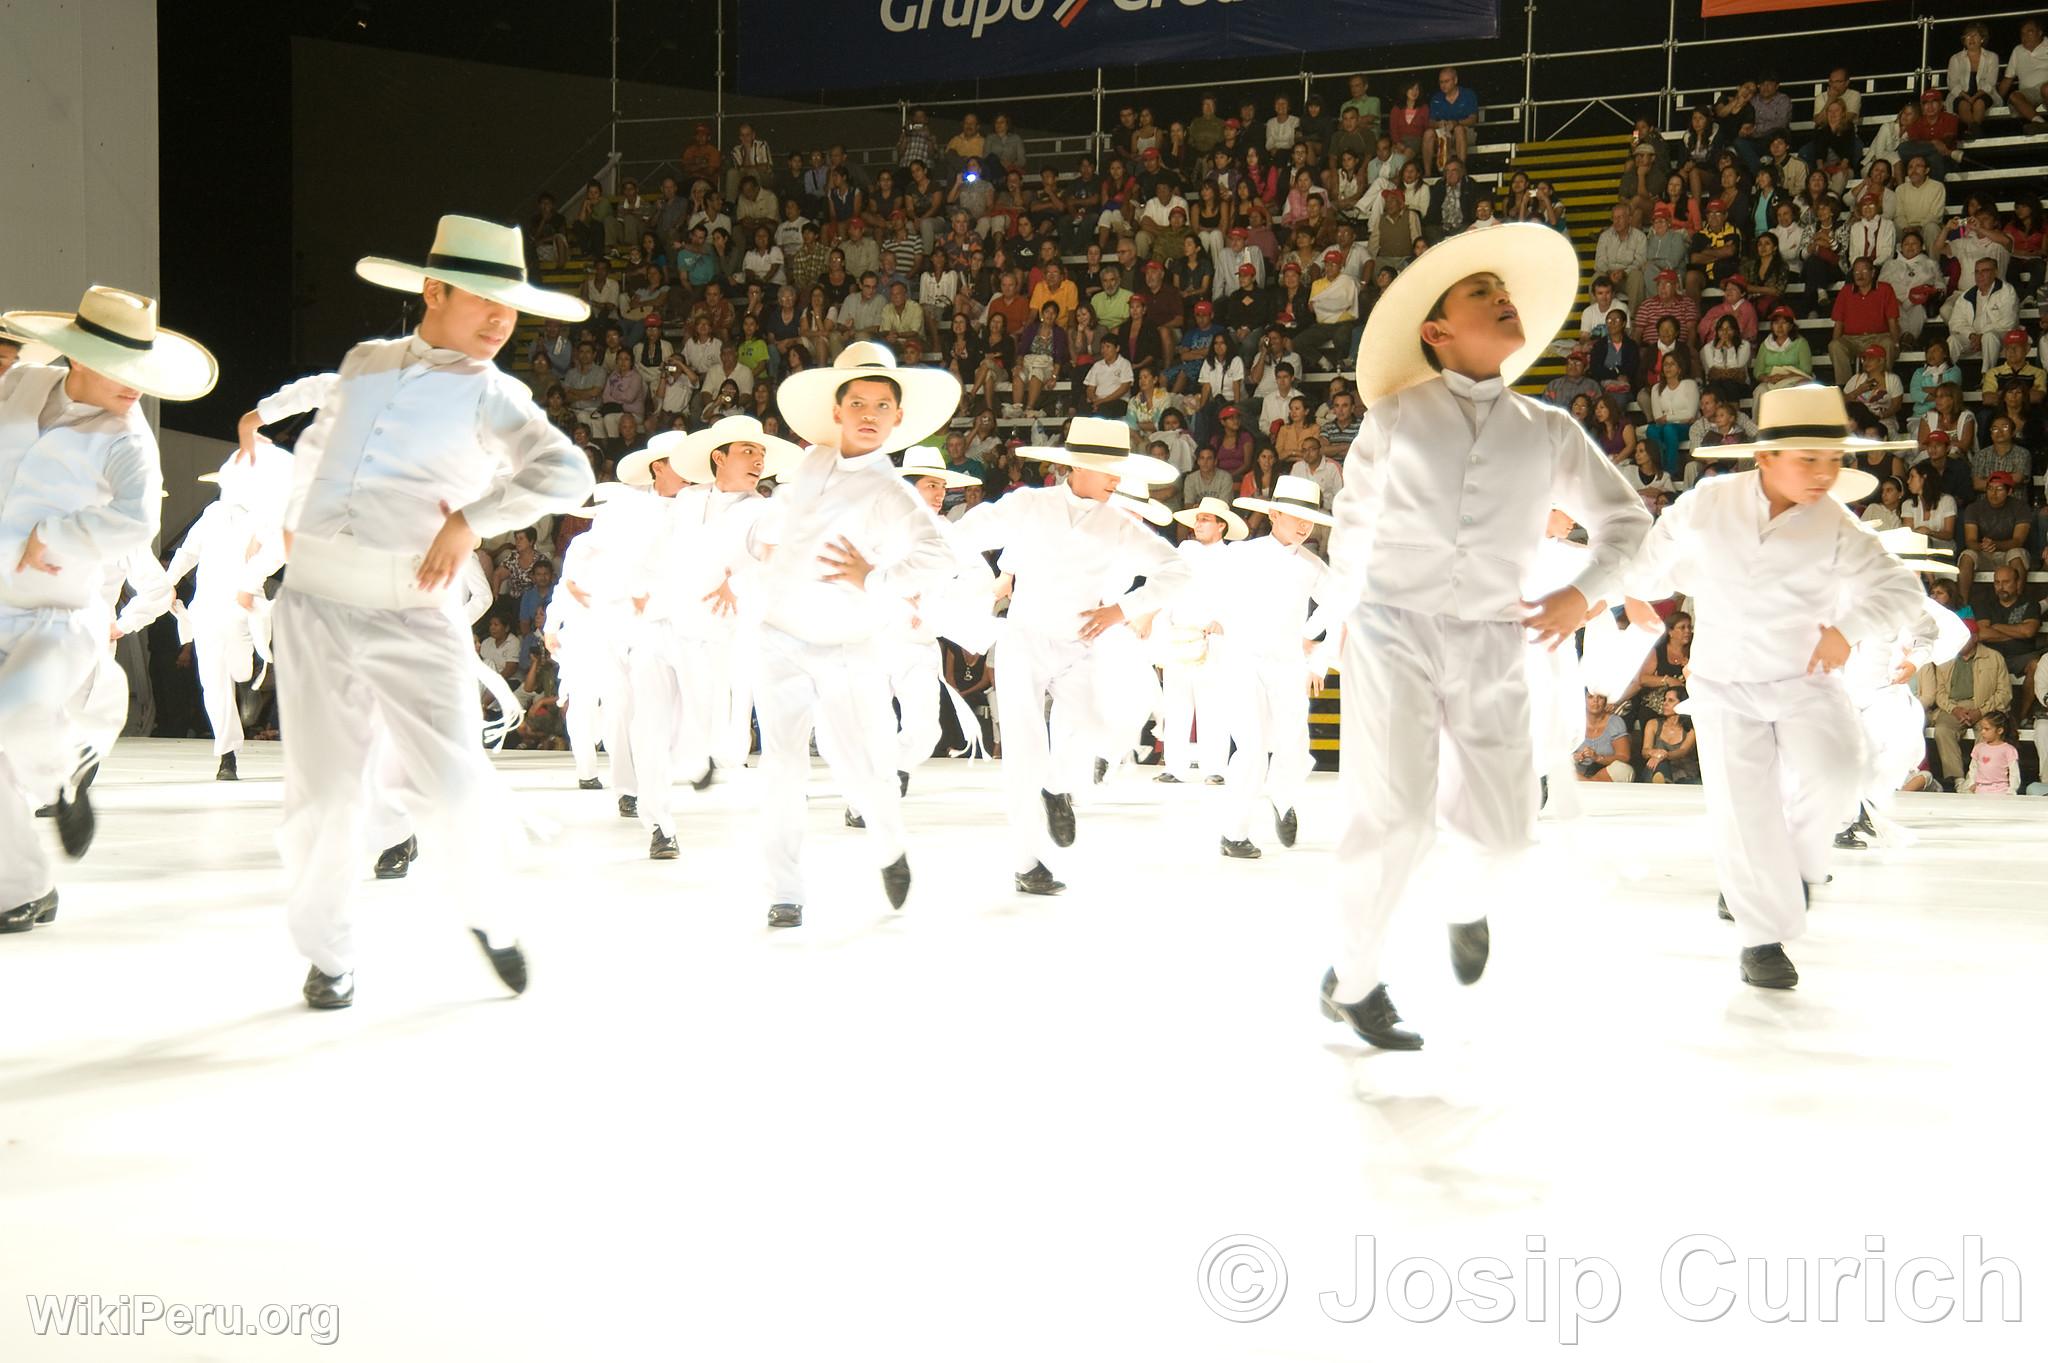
top-left (775, 340), bottom-right (961, 454)
top-left (1876, 527), bottom-right (1951, 558)
top-left (1352, 222), bottom-right (1580, 408)
top-left (197, 443), bottom-right (293, 515)
top-left (1170, 495), bottom-right (1249, 541)
top-left (654, 414), bottom-right (804, 484)
top-left (617, 445), bottom-right (669, 489)
top-left (356, 214), bottom-right (591, 323)
top-left (1234, 473), bottom-right (1336, 527)
top-left (1110, 482), bottom-right (1173, 527)
top-left (1031, 415), bottom-right (1179, 486)
top-left (898, 443), bottom-right (981, 490)
top-left (2, 287), bottom-right (217, 401)
top-left (0, 327), bottom-right (57, 366)
top-left (1702, 385), bottom-right (1915, 458)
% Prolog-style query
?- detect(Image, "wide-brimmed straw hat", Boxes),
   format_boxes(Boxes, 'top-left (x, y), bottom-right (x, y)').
top-left (1703, 385), bottom-right (1915, 458)
top-left (1031, 415), bottom-right (1179, 486)
top-left (898, 443), bottom-right (981, 489)
top-left (1352, 222), bottom-right (1580, 407)
top-left (1110, 483), bottom-right (1173, 526)
top-left (775, 340), bottom-right (961, 454)
top-left (2, 287), bottom-right (218, 401)
top-left (617, 445), bottom-right (667, 489)
top-left (0, 327), bottom-right (57, 366)
top-left (356, 214), bottom-right (591, 323)
top-left (1234, 473), bottom-right (1336, 527)
top-left (1876, 527), bottom-right (1951, 558)
top-left (1170, 495), bottom-right (1249, 540)
top-left (652, 414), bottom-right (804, 484)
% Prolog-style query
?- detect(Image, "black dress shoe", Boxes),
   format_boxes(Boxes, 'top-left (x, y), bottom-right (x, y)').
top-left (577, 776), bottom-right (604, 791)
top-left (1204, 774), bottom-right (1225, 786)
top-left (1319, 968), bottom-right (1423, 1050)
top-left (302, 964), bottom-right (354, 1009)
top-left (1851, 804), bottom-right (1876, 837)
top-left (1274, 807), bottom-right (1298, 848)
top-left (1717, 894), bottom-right (1733, 921)
top-left (0, 890), bottom-right (57, 934)
top-left (1833, 827), bottom-right (1867, 849)
top-left (881, 853), bottom-right (911, 908)
top-left (845, 807), bottom-right (866, 829)
top-left (1740, 943), bottom-right (1798, 989)
top-left (767, 903), bottom-right (803, 928)
top-left (1220, 836), bottom-right (1262, 859)
top-left (690, 763), bottom-right (715, 791)
top-left (650, 826), bottom-right (679, 859)
top-left (898, 769), bottom-right (910, 797)
top-left (1041, 790), bottom-right (1075, 847)
top-left (1015, 862), bottom-right (1065, 895)
top-left (1092, 757), bottom-right (1108, 785)
top-left (33, 804), bottom-right (53, 819)
top-left (617, 794), bottom-right (638, 819)
top-left (54, 789), bottom-right (94, 859)
top-left (1449, 917), bottom-right (1490, 985)
top-left (470, 928), bottom-right (529, 994)
top-left (1153, 771), bottom-right (1182, 784)
top-left (216, 751), bottom-right (238, 781)
top-left (373, 835), bottom-right (418, 880)
top-left (1539, 774), bottom-right (1549, 809)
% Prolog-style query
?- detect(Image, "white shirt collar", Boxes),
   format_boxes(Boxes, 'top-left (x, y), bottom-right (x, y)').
top-left (406, 331), bottom-right (473, 367)
top-left (1439, 368), bottom-right (1505, 403)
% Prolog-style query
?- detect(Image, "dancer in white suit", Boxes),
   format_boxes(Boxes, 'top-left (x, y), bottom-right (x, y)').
top-left (1156, 495), bottom-right (1246, 785)
top-left (1320, 224), bottom-right (1652, 1049)
top-left (0, 287), bottom-right (214, 934)
top-left (952, 417), bottom-right (1189, 894)
top-left (165, 446), bottom-right (291, 780)
top-left (621, 415), bottom-right (798, 859)
top-left (744, 343), bottom-right (961, 928)
top-left (73, 545), bottom-right (177, 766)
top-left (554, 484), bottom-right (648, 814)
top-left (1091, 477), bottom-right (1178, 781)
top-left (237, 215), bottom-right (594, 1008)
top-left (1215, 475), bottom-right (1343, 859)
top-left (1622, 385), bottom-right (1925, 989)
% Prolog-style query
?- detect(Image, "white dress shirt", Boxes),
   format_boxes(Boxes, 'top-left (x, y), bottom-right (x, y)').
top-left (1329, 371), bottom-right (1651, 623)
top-left (748, 445), bottom-right (955, 645)
top-left (0, 363), bottom-right (162, 612)
top-left (109, 548), bottom-right (177, 638)
top-left (1624, 470), bottom-right (1925, 684)
top-left (260, 334), bottom-right (592, 555)
top-left (1289, 457), bottom-right (1343, 509)
top-left (1218, 535), bottom-right (1343, 660)
top-left (954, 484), bottom-right (1191, 637)
top-left (1169, 537), bottom-right (1233, 629)
top-left (632, 484), bottom-right (769, 634)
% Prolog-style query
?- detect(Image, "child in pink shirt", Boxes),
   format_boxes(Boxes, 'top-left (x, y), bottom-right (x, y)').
top-left (1964, 712), bottom-right (2019, 795)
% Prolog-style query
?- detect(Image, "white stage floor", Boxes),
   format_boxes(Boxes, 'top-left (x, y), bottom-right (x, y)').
top-left (2, 740), bottom-right (2044, 1361)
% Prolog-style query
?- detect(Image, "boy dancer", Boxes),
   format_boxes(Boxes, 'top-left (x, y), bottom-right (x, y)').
top-left (240, 215), bottom-right (593, 1007)
top-left (1321, 224), bottom-right (1651, 1049)
top-left (1157, 496), bottom-right (1246, 785)
top-left (1, 288), bottom-right (214, 933)
top-left (886, 445), bottom-right (996, 787)
top-left (953, 417), bottom-right (1188, 894)
top-left (1216, 475), bottom-right (1342, 859)
top-left (1623, 386), bottom-right (1924, 988)
top-left (747, 343), bottom-right (961, 928)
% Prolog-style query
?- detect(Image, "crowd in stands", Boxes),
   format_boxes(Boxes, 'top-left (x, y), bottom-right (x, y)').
top-left (478, 18), bottom-right (2048, 788)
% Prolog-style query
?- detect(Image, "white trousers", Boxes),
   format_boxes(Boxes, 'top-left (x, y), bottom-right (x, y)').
top-left (1221, 653), bottom-right (1313, 842)
top-left (754, 625), bottom-right (906, 905)
top-left (884, 637), bottom-right (943, 777)
top-left (1092, 627), bottom-right (1159, 764)
top-left (1331, 605), bottom-right (1535, 1002)
top-left (1855, 682), bottom-right (1925, 814)
top-left (1688, 674), bottom-right (1863, 949)
top-left (1161, 660), bottom-right (1230, 774)
top-left (74, 641), bottom-right (131, 769)
top-left (273, 589), bottom-right (519, 977)
top-left (992, 627), bottom-right (1104, 874)
top-left (193, 608), bottom-right (256, 758)
top-left (0, 609), bottom-right (96, 908)
top-left (1525, 637), bottom-right (1584, 778)
top-left (626, 622), bottom-right (719, 834)
top-left (573, 630), bottom-right (637, 796)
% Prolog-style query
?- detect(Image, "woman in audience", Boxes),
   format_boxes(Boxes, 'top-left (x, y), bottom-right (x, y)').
top-left (1747, 167), bottom-right (1787, 243)
top-left (1701, 314), bottom-right (1753, 403)
top-left (1643, 315), bottom-right (1696, 390)
top-left (1993, 383), bottom-right (2047, 456)
top-left (1946, 22), bottom-right (2000, 138)
top-left (1011, 300), bottom-right (1070, 418)
top-left (798, 284), bottom-right (837, 363)
top-left (1803, 99), bottom-right (1863, 192)
top-left (1902, 461), bottom-right (1959, 550)
top-left (1751, 305), bottom-right (1813, 396)
top-left (1389, 79), bottom-right (1431, 166)
top-left (941, 311), bottom-right (982, 389)
top-left (1641, 352), bottom-right (1700, 479)
top-left (1656, 172), bottom-right (1702, 235)
top-left (1174, 230), bottom-right (1215, 301)
top-left (1842, 342), bottom-right (1907, 436)
top-left (1636, 609), bottom-right (1692, 702)
top-left (971, 311), bottom-right (1015, 412)
top-left (1767, 200), bottom-right (1807, 282)
top-left (1939, 195), bottom-right (2013, 284)
top-left (963, 409), bottom-right (1003, 469)
top-left (1679, 107), bottom-right (1721, 198)
top-left (1210, 403), bottom-right (1255, 477)
top-left (1575, 693), bottom-right (1635, 784)
top-left (1126, 363), bottom-right (1172, 435)
top-left (1274, 394), bottom-right (1318, 463)
top-left (1907, 337), bottom-right (1957, 415)
top-left (1242, 146), bottom-right (1281, 207)
top-left (1744, 230), bottom-right (1791, 318)
top-left (1588, 393), bottom-right (1638, 469)
top-left (1637, 689), bottom-right (1700, 785)
top-left (1237, 445), bottom-right (1284, 535)
top-left (1915, 381), bottom-right (1977, 455)
top-left (2005, 195), bottom-right (2045, 300)
top-left (631, 311), bottom-right (674, 390)
top-left (1192, 181), bottom-right (1228, 254)
top-left (1860, 475), bottom-right (1907, 531)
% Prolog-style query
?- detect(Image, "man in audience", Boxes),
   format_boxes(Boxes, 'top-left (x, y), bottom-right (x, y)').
top-left (1181, 445), bottom-right (1232, 510)
top-left (1828, 256), bottom-right (1900, 379)
top-left (1689, 200), bottom-right (1743, 289)
top-left (1956, 473), bottom-right (2031, 592)
top-left (1979, 561), bottom-right (2043, 723)
top-left (1632, 268), bottom-right (1698, 347)
top-left (880, 280), bottom-right (924, 354)
top-left (1083, 334), bottom-right (1134, 418)
top-left (1296, 249), bottom-right (1361, 371)
top-left (1425, 66), bottom-right (1480, 174)
top-left (2002, 17), bottom-right (2048, 123)
top-left (1595, 201), bottom-right (1648, 306)
top-left (1945, 259), bottom-right (2020, 377)
top-left (1981, 330), bottom-right (2047, 407)
top-left (1422, 159), bottom-right (1480, 244)
top-left (1899, 87), bottom-right (1961, 180)
top-left (1317, 389), bottom-right (1361, 449)
top-left (1921, 627), bottom-right (2011, 786)
top-left (1543, 348), bottom-right (1601, 409)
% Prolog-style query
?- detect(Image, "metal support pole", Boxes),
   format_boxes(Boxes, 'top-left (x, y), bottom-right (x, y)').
top-left (1094, 67), bottom-right (1105, 158)
top-left (1918, 14), bottom-right (1931, 88)
top-left (1523, 1), bottom-right (1537, 141)
top-left (1663, 0), bottom-right (1677, 124)
top-left (608, 0), bottom-right (619, 171)
top-left (1301, 62), bottom-right (1310, 110)
top-left (715, 0), bottom-right (727, 152)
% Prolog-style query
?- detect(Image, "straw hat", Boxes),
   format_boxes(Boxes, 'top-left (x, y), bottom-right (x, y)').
top-left (1351, 222), bottom-right (1580, 407)
top-left (1030, 415), bottom-right (1179, 486)
top-left (1700, 385), bottom-right (1915, 458)
top-left (653, 413), bottom-right (804, 484)
top-left (1170, 495), bottom-right (1249, 541)
top-left (1109, 481), bottom-right (1173, 526)
top-left (774, 340), bottom-right (961, 454)
top-left (617, 445), bottom-right (667, 489)
top-left (1876, 527), bottom-right (1951, 558)
top-left (898, 443), bottom-right (981, 490)
top-left (1234, 473), bottom-right (1335, 527)
top-left (356, 214), bottom-right (591, 323)
top-left (0, 327), bottom-right (57, 366)
top-left (2, 287), bottom-right (218, 400)
top-left (197, 443), bottom-right (293, 514)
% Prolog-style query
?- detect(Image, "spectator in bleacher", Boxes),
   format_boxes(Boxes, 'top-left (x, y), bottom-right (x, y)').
top-left (1696, 274), bottom-right (1759, 347)
top-left (1422, 158), bottom-right (1480, 244)
top-left (1957, 472), bottom-right (2032, 589)
top-left (1633, 263), bottom-right (1698, 347)
top-left (1387, 78), bottom-right (1430, 168)
top-left (1976, 414), bottom-right (2034, 501)
top-left (1846, 200), bottom-right (1897, 272)
top-left (562, 342), bottom-right (606, 421)
top-left (1898, 87), bottom-right (1961, 181)
top-left (679, 122), bottom-right (721, 192)
top-left (1921, 628), bottom-right (2011, 785)
top-left (1861, 475), bottom-right (1907, 530)
top-left (1982, 560), bottom-right (2044, 721)
top-left (1799, 100), bottom-right (1863, 196)
top-left (569, 179), bottom-right (614, 261)
top-left (1640, 353), bottom-right (1700, 479)
top-left (1542, 347), bottom-right (1601, 410)
top-left (528, 191), bottom-right (570, 268)
top-left (1316, 388), bottom-right (1361, 452)
top-left (1946, 23), bottom-right (2001, 138)
top-left (1744, 230), bottom-right (1793, 318)
top-left (1688, 199), bottom-right (1743, 296)
top-left (1887, 155), bottom-right (1942, 248)
top-left (1905, 336), bottom-right (1957, 416)
top-left (1424, 66), bottom-right (1479, 176)
top-left (1618, 140), bottom-right (1662, 229)
top-left (1701, 314), bottom-right (1753, 401)
top-left (1574, 693), bottom-right (1635, 783)
top-left (1994, 383), bottom-right (2048, 463)
top-left (531, 319), bottom-right (573, 378)
top-left (1809, 66), bottom-right (1860, 124)
top-left (1080, 333), bottom-right (1132, 419)
top-left (1342, 73), bottom-right (1382, 134)
top-left (1577, 276), bottom-right (1625, 345)
top-left (1983, 330), bottom-right (2048, 407)
top-left (1840, 343), bottom-right (1905, 435)
top-left (2001, 18), bottom-right (2048, 124)
top-left (878, 280), bottom-right (924, 355)
top-left (1945, 258), bottom-right (2021, 379)
top-left (1636, 688), bottom-right (1699, 784)
top-left (1827, 255), bottom-right (1899, 378)
top-left (1248, 326), bottom-right (1303, 401)
top-left (1761, 133), bottom-right (1807, 196)
top-left (1917, 427), bottom-right (1979, 516)
top-left (1595, 202), bottom-right (1649, 306)
top-left (1644, 314), bottom-right (1697, 390)
top-left (1295, 250), bottom-right (1360, 372)
top-left (596, 350), bottom-right (647, 443)
top-left (1879, 230), bottom-right (1941, 344)
top-left (1590, 311), bottom-right (1640, 397)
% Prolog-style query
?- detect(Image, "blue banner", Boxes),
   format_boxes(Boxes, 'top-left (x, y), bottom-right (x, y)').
top-left (740, 0), bottom-right (1499, 95)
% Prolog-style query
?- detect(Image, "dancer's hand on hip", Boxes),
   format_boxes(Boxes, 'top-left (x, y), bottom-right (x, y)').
top-left (818, 536), bottom-right (873, 590)
top-left (418, 502), bottom-right (477, 591)
top-left (1078, 602), bottom-right (1125, 640)
top-left (703, 572), bottom-right (739, 617)
top-left (1807, 625), bottom-right (1850, 674)
top-left (16, 528), bottom-right (57, 576)
top-left (1520, 585), bottom-right (1589, 651)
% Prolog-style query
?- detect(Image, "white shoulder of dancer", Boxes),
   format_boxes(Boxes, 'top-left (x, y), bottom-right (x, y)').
top-left (255, 371), bottom-right (342, 425)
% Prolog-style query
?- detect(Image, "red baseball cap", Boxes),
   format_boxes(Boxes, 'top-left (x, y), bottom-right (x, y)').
top-left (1721, 274), bottom-right (1747, 290)
top-left (1989, 471), bottom-right (2017, 487)
top-left (1706, 199), bottom-right (1726, 213)
top-left (1925, 429), bottom-right (1950, 444)
top-left (1193, 300), bottom-right (1214, 315)
top-left (1280, 261), bottom-right (1302, 273)
top-left (2004, 329), bottom-right (2030, 346)
top-left (1237, 261), bottom-right (1257, 275)
top-left (1656, 268), bottom-right (1678, 282)
top-left (1921, 87), bottom-right (1943, 101)
top-left (1322, 248), bottom-right (1344, 263)
top-left (1228, 225), bottom-right (1248, 239)
top-left (1142, 148), bottom-right (1160, 160)
top-left (1769, 304), bottom-right (1797, 320)
top-left (1861, 343), bottom-right (1887, 359)
top-left (1652, 203), bottom-right (1674, 220)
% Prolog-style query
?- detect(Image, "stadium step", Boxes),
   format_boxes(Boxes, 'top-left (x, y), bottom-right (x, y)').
top-left (1501, 134), bottom-right (1630, 392)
